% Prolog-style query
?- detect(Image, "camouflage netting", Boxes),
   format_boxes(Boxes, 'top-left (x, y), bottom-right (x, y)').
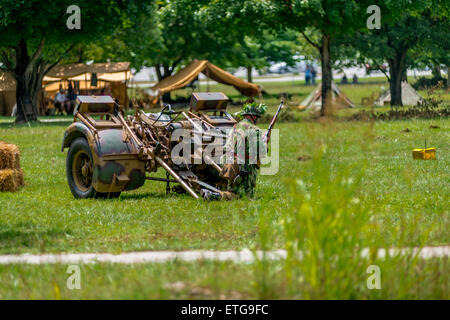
top-left (0, 142), bottom-right (24, 192)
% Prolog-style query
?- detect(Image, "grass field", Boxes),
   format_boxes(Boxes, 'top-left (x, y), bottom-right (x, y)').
top-left (0, 80), bottom-right (448, 299)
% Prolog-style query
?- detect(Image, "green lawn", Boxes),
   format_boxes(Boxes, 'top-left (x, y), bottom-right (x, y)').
top-left (0, 81), bottom-right (448, 299)
top-left (0, 118), bottom-right (448, 254)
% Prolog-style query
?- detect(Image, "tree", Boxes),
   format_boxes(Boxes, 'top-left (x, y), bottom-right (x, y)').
top-left (150, 0), bottom-right (233, 82)
top-left (221, 31), bottom-right (300, 82)
top-left (206, 0), bottom-right (385, 115)
top-left (271, 0), bottom-right (411, 115)
top-left (69, 4), bottom-right (161, 73)
top-left (0, 0), bottom-right (155, 122)
top-left (340, 1), bottom-right (449, 105)
top-left (410, 6), bottom-right (450, 87)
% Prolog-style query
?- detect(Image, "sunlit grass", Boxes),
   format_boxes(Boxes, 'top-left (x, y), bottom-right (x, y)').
top-left (0, 117), bottom-right (448, 255)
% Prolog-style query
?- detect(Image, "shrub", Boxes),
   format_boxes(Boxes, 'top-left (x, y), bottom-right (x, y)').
top-left (413, 76), bottom-right (447, 90)
top-left (350, 83), bottom-right (449, 121)
top-left (258, 109), bottom-right (300, 124)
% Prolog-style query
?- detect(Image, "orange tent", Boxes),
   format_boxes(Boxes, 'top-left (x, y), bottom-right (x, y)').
top-left (151, 60), bottom-right (261, 97)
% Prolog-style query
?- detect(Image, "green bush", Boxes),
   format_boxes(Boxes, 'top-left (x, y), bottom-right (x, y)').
top-left (258, 109), bottom-right (300, 124)
top-left (413, 76), bottom-right (447, 90)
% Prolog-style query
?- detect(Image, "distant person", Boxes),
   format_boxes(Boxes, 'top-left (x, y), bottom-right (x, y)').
top-left (66, 82), bottom-right (77, 114)
top-left (341, 74), bottom-right (348, 84)
top-left (311, 66), bottom-right (317, 85)
top-left (352, 74), bottom-right (359, 84)
top-left (305, 65), bottom-right (311, 85)
top-left (54, 87), bottom-right (67, 115)
top-left (11, 103), bottom-right (17, 117)
top-left (100, 85), bottom-right (112, 96)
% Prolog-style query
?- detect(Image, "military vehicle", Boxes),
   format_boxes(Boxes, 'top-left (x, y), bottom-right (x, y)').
top-left (61, 93), bottom-right (236, 199)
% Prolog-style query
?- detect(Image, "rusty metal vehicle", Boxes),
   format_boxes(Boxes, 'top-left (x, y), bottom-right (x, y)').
top-left (62, 93), bottom-right (236, 199)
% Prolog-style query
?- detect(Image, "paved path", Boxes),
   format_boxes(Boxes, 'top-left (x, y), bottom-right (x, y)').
top-left (0, 246), bottom-right (448, 265)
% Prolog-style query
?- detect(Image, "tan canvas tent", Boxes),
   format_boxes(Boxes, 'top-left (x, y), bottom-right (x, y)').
top-left (0, 62), bottom-right (132, 115)
top-left (300, 82), bottom-right (355, 110)
top-left (0, 71), bottom-right (16, 116)
top-left (151, 60), bottom-right (261, 98)
top-left (43, 62), bottom-right (131, 82)
top-left (43, 62), bottom-right (131, 108)
top-left (375, 81), bottom-right (423, 106)
top-left (0, 62), bottom-right (132, 116)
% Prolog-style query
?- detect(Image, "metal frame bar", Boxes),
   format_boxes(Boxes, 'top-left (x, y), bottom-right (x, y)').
top-left (145, 176), bottom-right (177, 183)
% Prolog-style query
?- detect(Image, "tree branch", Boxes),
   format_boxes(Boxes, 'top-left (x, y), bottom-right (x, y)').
top-left (0, 50), bottom-right (15, 73)
top-left (301, 31), bottom-right (321, 50)
top-left (170, 56), bottom-right (183, 73)
top-left (27, 34), bottom-right (46, 73)
top-left (154, 64), bottom-right (162, 81)
top-left (372, 59), bottom-right (390, 81)
top-left (43, 43), bottom-right (76, 75)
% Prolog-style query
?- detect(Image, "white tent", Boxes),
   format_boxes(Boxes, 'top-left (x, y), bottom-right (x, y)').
top-left (300, 82), bottom-right (354, 110)
top-left (375, 81), bottom-right (423, 106)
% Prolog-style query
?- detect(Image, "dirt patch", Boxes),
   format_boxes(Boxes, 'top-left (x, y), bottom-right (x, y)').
top-left (297, 155), bottom-right (312, 161)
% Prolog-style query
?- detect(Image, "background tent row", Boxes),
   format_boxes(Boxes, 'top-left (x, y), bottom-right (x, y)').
top-left (150, 60), bottom-right (261, 99)
top-left (300, 82), bottom-right (355, 110)
top-left (0, 62), bottom-right (131, 116)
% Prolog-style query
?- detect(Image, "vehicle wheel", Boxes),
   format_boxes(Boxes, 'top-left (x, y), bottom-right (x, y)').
top-left (66, 137), bottom-right (121, 199)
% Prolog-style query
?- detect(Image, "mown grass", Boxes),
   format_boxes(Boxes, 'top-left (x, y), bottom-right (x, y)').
top-left (0, 118), bottom-right (448, 254)
top-left (0, 81), bottom-right (448, 299)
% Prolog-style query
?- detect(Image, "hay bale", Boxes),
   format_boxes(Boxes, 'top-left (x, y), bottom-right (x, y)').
top-left (0, 141), bottom-right (21, 170)
top-left (0, 169), bottom-right (24, 192)
top-left (0, 141), bottom-right (24, 192)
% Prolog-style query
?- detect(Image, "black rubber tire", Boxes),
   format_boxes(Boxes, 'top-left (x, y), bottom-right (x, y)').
top-left (66, 137), bottom-right (121, 199)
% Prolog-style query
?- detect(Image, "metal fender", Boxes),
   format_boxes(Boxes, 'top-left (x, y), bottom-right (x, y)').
top-left (62, 123), bottom-right (146, 192)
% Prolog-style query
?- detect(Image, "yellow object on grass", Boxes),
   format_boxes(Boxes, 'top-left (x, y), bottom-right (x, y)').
top-left (412, 148), bottom-right (436, 160)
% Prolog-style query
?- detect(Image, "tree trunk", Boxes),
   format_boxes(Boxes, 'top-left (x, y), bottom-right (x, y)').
top-left (387, 49), bottom-right (407, 107)
top-left (77, 46), bottom-right (84, 63)
top-left (447, 66), bottom-right (449, 88)
top-left (320, 34), bottom-right (332, 116)
top-left (247, 66), bottom-right (253, 83)
top-left (6, 38), bottom-right (72, 122)
top-left (14, 39), bottom-right (39, 123)
top-left (432, 63), bottom-right (441, 79)
top-left (161, 64), bottom-right (172, 102)
top-left (154, 64), bottom-right (163, 82)
top-left (154, 64), bottom-right (172, 102)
